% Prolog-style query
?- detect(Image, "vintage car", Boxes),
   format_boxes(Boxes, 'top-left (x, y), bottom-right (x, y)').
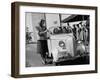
top-left (46, 26), bottom-right (87, 65)
top-left (46, 27), bottom-right (73, 64)
top-left (48, 33), bottom-right (75, 63)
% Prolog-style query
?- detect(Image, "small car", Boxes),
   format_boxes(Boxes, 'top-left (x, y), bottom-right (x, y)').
top-left (46, 26), bottom-right (76, 65)
top-left (46, 27), bottom-right (88, 65)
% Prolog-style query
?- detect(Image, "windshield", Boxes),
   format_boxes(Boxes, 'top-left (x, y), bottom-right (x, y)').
top-left (48, 26), bottom-right (73, 35)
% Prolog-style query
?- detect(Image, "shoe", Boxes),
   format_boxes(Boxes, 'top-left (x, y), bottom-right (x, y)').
top-left (41, 58), bottom-right (47, 64)
top-left (41, 59), bottom-right (45, 64)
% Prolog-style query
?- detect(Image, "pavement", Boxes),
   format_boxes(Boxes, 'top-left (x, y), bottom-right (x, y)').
top-left (26, 43), bottom-right (89, 67)
top-left (26, 43), bottom-right (54, 67)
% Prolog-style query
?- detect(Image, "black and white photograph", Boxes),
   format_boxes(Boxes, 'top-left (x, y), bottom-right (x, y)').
top-left (11, 2), bottom-right (97, 77)
top-left (25, 13), bottom-right (90, 67)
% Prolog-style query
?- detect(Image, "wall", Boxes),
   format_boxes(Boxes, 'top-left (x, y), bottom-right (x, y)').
top-left (31, 13), bottom-right (45, 41)
top-left (0, 0), bottom-right (100, 80)
top-left (46, 14), bottom-right (60, 29)
top-left (26, 13), bottom-right (45, 41)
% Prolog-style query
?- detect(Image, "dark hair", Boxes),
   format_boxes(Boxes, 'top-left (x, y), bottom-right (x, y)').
top-left (39, 19), bottom-right (45, 27)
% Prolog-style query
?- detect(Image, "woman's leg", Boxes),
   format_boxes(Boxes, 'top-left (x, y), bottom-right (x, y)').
top-left (40, 40), bottom-right (48, 64)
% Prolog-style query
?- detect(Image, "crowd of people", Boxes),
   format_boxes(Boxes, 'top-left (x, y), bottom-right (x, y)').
top-left (72, 22), bottom-right (89, 45)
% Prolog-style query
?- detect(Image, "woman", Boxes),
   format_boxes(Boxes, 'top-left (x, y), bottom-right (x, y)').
top-left (37, 19), bottom-right (49, 64)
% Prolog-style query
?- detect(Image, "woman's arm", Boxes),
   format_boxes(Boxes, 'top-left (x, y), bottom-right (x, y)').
top-left (39, 29), bottom-right (48, 35)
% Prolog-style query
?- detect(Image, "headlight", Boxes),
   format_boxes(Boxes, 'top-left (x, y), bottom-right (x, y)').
top-left (59, 40), bottom-right (66, 49)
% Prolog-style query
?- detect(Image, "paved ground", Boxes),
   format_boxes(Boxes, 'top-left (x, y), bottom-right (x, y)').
top-left (26, 43), bottom-right (54, 67)
top-left (26, 43), bottom-right (44, 67)
top-left (26, 43), bottom-right (89, 67)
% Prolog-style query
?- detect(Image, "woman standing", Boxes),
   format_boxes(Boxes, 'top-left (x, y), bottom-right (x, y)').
top-left (37, 19), bottom-right (49, 64)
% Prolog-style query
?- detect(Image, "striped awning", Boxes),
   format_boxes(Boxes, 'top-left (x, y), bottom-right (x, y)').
top-left (62, 15), bottom-right (89, 23)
